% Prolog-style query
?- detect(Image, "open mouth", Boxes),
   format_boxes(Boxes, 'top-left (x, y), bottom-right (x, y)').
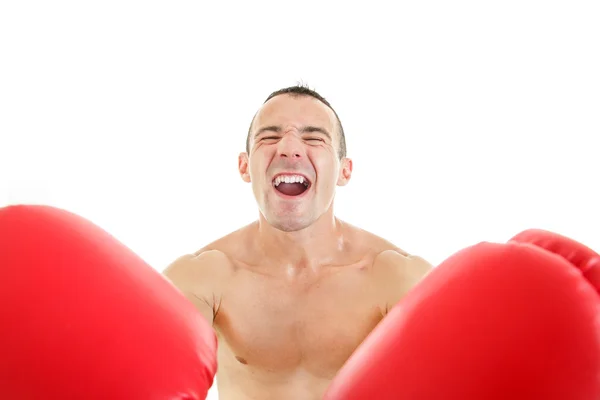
top-left (272, 174), bottom-right (311, 197)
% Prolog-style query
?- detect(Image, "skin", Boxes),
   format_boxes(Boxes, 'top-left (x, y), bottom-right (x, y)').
top-left (164, 94), bottom-right (433, 399)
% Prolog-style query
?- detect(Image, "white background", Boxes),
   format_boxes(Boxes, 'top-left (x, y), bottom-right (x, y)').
top-left (1, 1), bottom-right (599, 398)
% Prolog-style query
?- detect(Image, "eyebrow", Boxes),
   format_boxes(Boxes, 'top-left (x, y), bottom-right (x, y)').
top-left (255, 125), bottom-right (332, 140)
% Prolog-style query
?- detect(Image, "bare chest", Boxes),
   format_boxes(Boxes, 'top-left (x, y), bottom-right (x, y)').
top-left (214, 266), bottom-right (383, 377)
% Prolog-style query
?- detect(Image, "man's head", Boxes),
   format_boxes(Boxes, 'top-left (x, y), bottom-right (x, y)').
top-left (245, 86), bottom-right (347, 160)
top-left (238, 84), bottom-right (353, 232)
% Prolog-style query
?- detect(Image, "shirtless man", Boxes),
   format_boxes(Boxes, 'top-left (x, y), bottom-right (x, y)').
top-left (164, 85), bottom-right (433, 400)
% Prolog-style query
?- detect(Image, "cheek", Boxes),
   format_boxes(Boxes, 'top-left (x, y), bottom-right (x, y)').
top-left (311, 153), bottom-right (339, 183)
top-left (249, 151), bottom-right (268, 175)
top-left (250, 153), bottom-right (276, 187)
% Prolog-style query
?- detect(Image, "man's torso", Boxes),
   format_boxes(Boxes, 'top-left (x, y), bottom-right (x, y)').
top-left (190, 221), bottom-right (407, 399)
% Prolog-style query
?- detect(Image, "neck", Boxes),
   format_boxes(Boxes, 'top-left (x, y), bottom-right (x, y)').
top-left (255, 207), bottom-right (345, 272)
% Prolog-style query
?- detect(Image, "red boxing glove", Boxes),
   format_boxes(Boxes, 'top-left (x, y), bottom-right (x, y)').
top-left (0, 205), bottom-right (217, 399)
top-left (510, 228), bottom-right (600, 292)
top-left (324, 229), bottom-right (600, 400)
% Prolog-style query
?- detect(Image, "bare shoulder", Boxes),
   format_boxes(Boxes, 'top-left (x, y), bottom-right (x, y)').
top-left (343, 222), bottom-right (433, 312)
top-left (344, 222), bottom-right (433, 281)
top-left (163, 249), bottom-right (234, 288)
top-left (372, 249), bottom-right (433, 313)
top-left (162, 229), bottom-right (245, 323)
top-left (372, 250), bottom-right (433, 282)
top-left (163, 221), bottom-right (255, 283)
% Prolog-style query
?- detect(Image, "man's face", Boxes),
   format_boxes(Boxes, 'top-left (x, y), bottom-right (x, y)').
top-left (239, 94), bottom-right (352, 232)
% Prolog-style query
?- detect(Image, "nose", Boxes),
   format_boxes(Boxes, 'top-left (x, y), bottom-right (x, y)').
top-left (277, 133), bottom-right (304, 159)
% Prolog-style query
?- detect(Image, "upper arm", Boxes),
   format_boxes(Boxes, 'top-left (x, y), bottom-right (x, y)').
top-left (162, 250), bottom-right (232, 326)
top-left (372, 250), bottom-right (434, 314)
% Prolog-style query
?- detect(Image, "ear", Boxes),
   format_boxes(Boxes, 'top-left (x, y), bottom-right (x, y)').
top-left (238, 152), bottom-right (251, 183)
top-left (336, 158), bottom-right (353, 186)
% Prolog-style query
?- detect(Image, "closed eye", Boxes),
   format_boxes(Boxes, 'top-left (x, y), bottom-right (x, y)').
top-left (306, 137), bottom-right (324, 142)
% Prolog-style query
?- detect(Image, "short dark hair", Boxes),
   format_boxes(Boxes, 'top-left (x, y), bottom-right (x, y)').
top-left (246, 84), bottom-right (347, 159)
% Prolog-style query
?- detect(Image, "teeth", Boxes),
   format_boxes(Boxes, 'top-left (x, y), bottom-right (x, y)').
top-left (273, 174), bottom-right (308, 187)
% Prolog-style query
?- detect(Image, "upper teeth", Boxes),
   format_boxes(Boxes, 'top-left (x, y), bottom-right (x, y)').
top-left (273, 175), bottom-right (308, 186)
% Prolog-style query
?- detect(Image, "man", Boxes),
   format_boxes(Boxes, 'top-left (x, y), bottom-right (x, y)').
top-left (163, 85), bottom-right (433, 399)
